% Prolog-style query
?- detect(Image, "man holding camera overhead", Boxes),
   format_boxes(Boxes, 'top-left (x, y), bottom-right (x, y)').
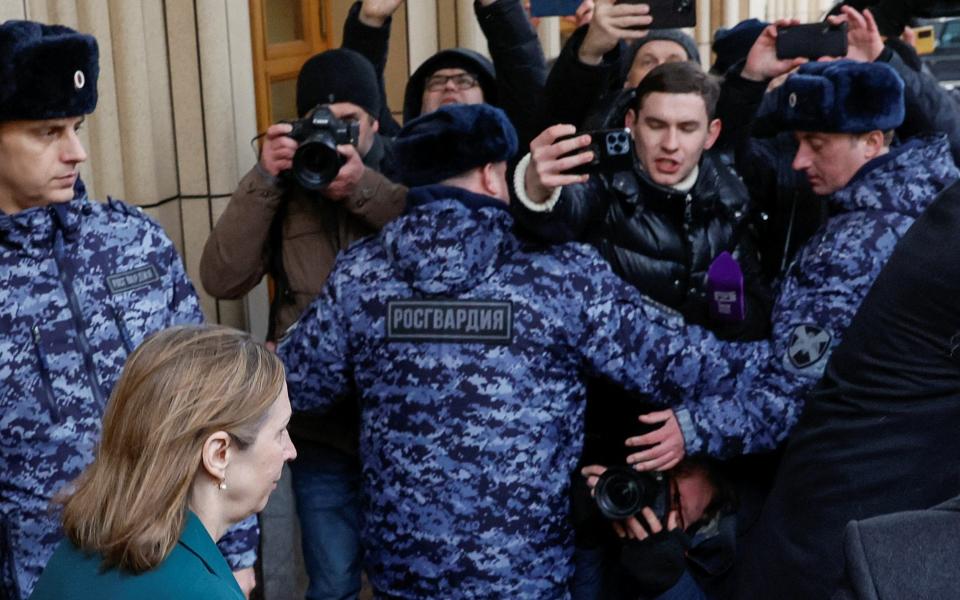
top-left (200, 48), bottom-right (405, 600)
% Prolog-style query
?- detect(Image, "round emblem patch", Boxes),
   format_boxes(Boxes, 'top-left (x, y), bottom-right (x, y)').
top-left (788, 92), bottom-right (797, 108)
top-left (74, 70), bottom-right (86, 90)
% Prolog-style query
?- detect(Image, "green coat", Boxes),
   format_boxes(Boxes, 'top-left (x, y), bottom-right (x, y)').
top-left (29, 512), bottom-right (244, 599)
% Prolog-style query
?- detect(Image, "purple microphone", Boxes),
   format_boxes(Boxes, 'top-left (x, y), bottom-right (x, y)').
top-left (707, 251), bottom-right (744, 323)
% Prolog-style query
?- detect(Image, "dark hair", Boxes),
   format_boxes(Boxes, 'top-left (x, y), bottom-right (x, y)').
top-left (633, 62), bottom-right (721, 119)
top-left (673, 457), bottom-right (738, 526)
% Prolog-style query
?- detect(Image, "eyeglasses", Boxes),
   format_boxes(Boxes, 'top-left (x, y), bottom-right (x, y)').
top-left (424, 72), bottom-right (480, 92)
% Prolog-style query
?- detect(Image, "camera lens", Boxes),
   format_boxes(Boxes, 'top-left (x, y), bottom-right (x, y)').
top-left (595, 466), bottom-right (651, 520)
top-left (292, 136), bottom-right (343, 190)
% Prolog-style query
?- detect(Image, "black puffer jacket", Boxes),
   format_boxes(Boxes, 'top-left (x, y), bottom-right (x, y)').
top-left (512, 152), bottom-right (771, 340)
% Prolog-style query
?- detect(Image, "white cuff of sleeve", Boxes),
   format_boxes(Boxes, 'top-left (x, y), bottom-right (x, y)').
top-left (512, 153), bottom-right (562, 213)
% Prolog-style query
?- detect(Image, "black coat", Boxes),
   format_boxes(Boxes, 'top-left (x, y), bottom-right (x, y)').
top-left (735, 179), bottom-right (960, 600)
top-left (512, 152), bottom-right (771, 340)
top-left (832, 496), bottom-right (960, 600)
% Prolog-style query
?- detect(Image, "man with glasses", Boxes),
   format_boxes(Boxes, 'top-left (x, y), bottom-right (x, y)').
top-left (342, 0), bottom-right (547, 146)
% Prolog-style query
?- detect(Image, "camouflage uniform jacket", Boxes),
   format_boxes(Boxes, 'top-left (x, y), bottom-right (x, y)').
top-left (278, 184), bottom-right (736, 599)
top-left (0, 196), bottom-right (255, 599)
top-left (673, 135), bottom-right (960, 458)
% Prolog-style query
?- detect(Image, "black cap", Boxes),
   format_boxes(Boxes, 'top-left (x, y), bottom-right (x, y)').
top-left (296, 48), bottom-right (381, 119)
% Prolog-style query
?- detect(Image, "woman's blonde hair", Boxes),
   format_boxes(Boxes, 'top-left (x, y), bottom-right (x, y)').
top-left (60, 324), bottom-right (285, 573)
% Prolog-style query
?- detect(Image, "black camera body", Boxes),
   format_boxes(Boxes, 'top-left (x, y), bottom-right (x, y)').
top-left (286, 105), bottom-right (360, 190)
top-left (559, 128), bottom-right (635, 175)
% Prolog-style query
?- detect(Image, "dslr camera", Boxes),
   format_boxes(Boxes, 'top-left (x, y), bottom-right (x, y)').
top-left (285, 105), bottom-right (360, 190)
top-left (581, 390), bottom-right (672, 521)
top-left (594, 466), bottom-right (670, 521)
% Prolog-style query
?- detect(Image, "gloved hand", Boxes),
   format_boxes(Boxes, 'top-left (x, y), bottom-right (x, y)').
top-left (618, 510), bottom-right (691, 597)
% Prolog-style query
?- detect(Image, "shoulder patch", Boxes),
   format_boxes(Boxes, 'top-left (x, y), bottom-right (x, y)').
top-left (387, 299), bottom-right (512, 344)
top-left (106, 264), bottom-right (160, 294)
top-left (784, 323), bottom-right (832, 374)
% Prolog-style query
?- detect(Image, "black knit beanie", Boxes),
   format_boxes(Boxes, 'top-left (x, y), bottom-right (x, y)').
top-left (296, 48), bottom-right (381, 119)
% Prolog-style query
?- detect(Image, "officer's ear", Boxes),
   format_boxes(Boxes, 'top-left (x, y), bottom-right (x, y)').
top-left (480, 161), bottom-right (509, 203)
top-left (861, 130), bottom-right (887, 161)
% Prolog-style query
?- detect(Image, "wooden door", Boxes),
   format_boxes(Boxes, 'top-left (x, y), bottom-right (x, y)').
top-left (250, 0), bottom-right (335, 132)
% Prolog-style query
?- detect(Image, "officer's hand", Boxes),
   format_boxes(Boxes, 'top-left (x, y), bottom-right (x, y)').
top-left (829, 6), bottom-right (884, 63)
top-left (579, 0), bottom-right (651, 65)
top-left (580, 464), bottom-right (608, 495)
top-left (524, 124), bottom-right (592, 204)
top-left (323, 144), bottom-right (364, 201)
top-left (232, 566), bottom-right (256, 599)
top-left (260, 123), bottom-right (297, 178)
top-left (625, 409), bottom-right (685, 472)
top-left (742, 20), bottom-right (807, 82)
top-left (359, 0), bottom-right (404, 28)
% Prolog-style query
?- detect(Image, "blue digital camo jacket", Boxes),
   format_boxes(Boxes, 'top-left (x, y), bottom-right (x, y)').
top-left (278, 185), bottom-right (743, 599)
top-left (672, 135), bottom-right (960, 458)
top-left (0, 195), bottom-right (257, 600)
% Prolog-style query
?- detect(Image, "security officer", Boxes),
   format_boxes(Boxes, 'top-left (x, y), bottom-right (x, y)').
top-left (0, 20), bottom-right (256, 599)
top-left (278, 104), bottom-right (728, 599)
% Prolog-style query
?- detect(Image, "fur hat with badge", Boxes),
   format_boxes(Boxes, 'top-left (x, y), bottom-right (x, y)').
top-left (393, 103), bottom-right (518, 188)
top-left (0, 20), bottom-right (99, 122)
top-left (771, 59), bottom-right (905, 134)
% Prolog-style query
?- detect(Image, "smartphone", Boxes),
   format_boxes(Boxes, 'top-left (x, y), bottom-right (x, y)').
top-left (558, 128), bottom-right (635, 175)
top-left (529, 0), bottom-right (582, 17)
top-left (776, 22), bottom-right (848, 60)
top-left (913, 25), bottom-right (936, 56)
top-left (616, 0), bottom-right (697, 30)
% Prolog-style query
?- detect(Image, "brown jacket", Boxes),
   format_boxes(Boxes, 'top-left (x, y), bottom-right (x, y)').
top-left (200, 164), bottom-right (406, 451)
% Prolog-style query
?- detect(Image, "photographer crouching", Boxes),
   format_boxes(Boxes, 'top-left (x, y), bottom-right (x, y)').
top-left (200, 48), bottom-right (405, 600)
top-left (574, 399), bottom-right (738, 600)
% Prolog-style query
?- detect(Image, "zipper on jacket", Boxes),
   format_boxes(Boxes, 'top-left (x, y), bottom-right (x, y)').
top-left (51, 224), bottom-right (107, 409)
top-left (109, 304), bottom-right (134, 353)
top-left (31, 325), bottom-right (60, 423)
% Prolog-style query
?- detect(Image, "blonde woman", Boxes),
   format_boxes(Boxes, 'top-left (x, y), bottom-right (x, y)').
top-left (30, 325), bottom-right (297, 599)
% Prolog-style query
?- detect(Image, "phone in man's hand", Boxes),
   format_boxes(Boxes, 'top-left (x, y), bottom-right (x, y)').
top-left (558, 128), bottom-right (635, 175)
top-left (615, 0), bottom-right (697, 29)
top-left (775, 22), bottom-right (848, 60)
